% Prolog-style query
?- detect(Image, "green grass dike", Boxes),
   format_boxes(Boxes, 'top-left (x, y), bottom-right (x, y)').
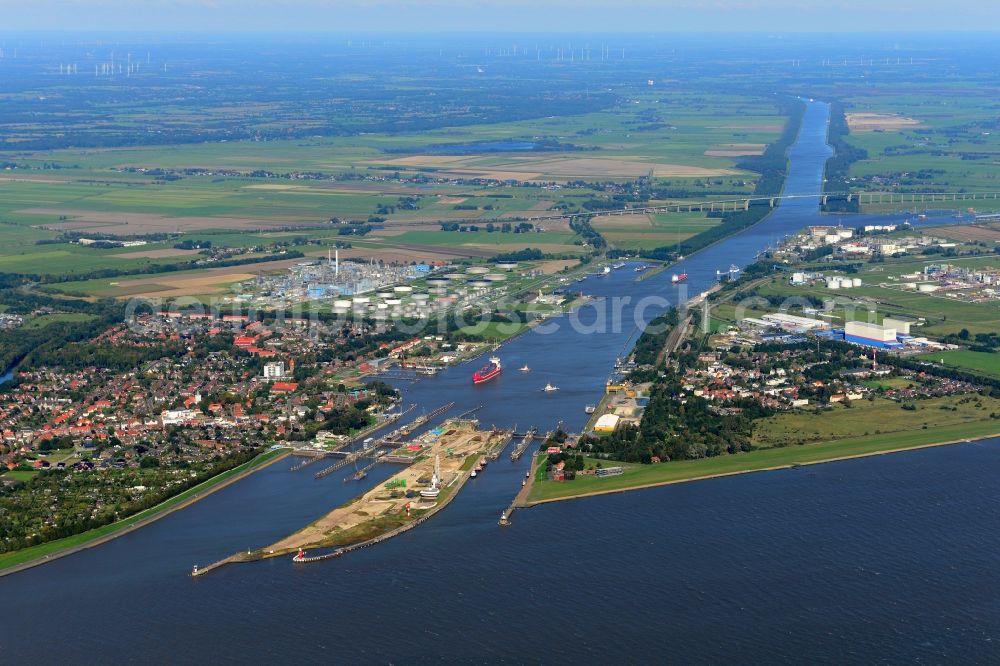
top-left (527, 421), bottom-right (1000, 505)
top-left (0, 447), bottom-right (290, 576)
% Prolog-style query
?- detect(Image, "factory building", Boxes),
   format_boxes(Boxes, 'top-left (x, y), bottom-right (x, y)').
top-left (844, 321), bottom-right (904, 349)
top-left (882, 318), bottom-right (912, 335)
top-left (760, 313), bottom-right (831, 333)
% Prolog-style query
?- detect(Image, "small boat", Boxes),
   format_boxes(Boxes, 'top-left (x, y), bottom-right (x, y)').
top-left (470, 469), bottom-right (477, 478)
top-left (519, 364), bottom-right (530, 372)
top-left (603, 266), bottom-right (611, 274)
top-left (584, 404), bottom-right (596, 414)
top-left (543, 383), bottom-right (559, 392)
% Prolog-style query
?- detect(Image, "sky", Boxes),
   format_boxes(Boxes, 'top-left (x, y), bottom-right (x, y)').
top-left (1, 0), bottom-right (999, 33)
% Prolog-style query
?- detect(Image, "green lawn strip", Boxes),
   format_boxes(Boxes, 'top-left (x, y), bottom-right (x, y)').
top-left (0, 447), bottom-right (289, 572)
top-left (528, 420), bottom-right (1000, 503)
top-left (916, 350), bottom-right (1000, 382)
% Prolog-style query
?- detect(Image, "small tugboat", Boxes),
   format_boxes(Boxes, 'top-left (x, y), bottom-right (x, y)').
top-left (543, 382), bottom-right (559, 392)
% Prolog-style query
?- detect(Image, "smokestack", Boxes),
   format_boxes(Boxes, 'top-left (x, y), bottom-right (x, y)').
top-left (335, 249), bottom-right (339, 277)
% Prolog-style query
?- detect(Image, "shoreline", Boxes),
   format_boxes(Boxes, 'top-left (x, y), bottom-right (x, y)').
top-left (526, 430), bottom-right (1000, 507)
top-left (0, 448), bottom-right (291, 578)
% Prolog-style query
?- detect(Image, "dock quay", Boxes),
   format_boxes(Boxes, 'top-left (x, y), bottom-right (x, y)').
top-left (314, 443), bottom-right (381, 479)
top-left (454, 404), bottom-right (484, 420)
top-left (510, 428), bottom-right (537, 461)
top-left (486, 428), bottom-right (515, 460)
top-left (343, 458), bottom-right (379, 482)
top-left (288, 456), bottom-right (324, 472)
top-left (379, 453), bottom-right (418, 464)
top-left (394, 401), bottom-right (455, 438)
top-left (500, 454), bottom-right (540, 527)
top-left (371, 371), bottom-right (421, 382)
top-left (343, 403), bottom-right (416, 446)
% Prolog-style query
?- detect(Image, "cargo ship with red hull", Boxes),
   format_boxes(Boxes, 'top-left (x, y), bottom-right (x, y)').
top-left (473, 356), bottom-right (502, 384)
top-left (671, 273), bottom-right (688, 284)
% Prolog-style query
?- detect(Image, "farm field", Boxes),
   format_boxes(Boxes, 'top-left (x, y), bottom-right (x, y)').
top-left (922, 221), bottom-right (1000, 245)
top-left (0, 90), bottom-right (785, 284)
top-left (591, 211), bottom-right (722, 250)
top-left (916, 350), bottom-right (1000, 381)
top-left (836, 88), bottom-right (1000, 212)
top-left (751, 395), bottom-right (1000, 448)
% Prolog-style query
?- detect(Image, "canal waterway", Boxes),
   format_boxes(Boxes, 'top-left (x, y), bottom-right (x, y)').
top-left (4, 100), bottom-right (1000, 663)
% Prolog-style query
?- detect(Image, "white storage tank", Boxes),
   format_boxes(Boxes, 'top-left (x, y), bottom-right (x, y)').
top-left (852, 278), bottom-right (862, 287)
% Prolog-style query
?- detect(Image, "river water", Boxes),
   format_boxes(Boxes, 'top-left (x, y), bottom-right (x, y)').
top-left (4, 100), bottom-right (1000, 663)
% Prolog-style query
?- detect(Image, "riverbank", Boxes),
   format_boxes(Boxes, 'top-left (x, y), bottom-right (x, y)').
top-left (526, 422), bottom-right (1000, 505)
top-left (0, 447), bottom-right (291, 577)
